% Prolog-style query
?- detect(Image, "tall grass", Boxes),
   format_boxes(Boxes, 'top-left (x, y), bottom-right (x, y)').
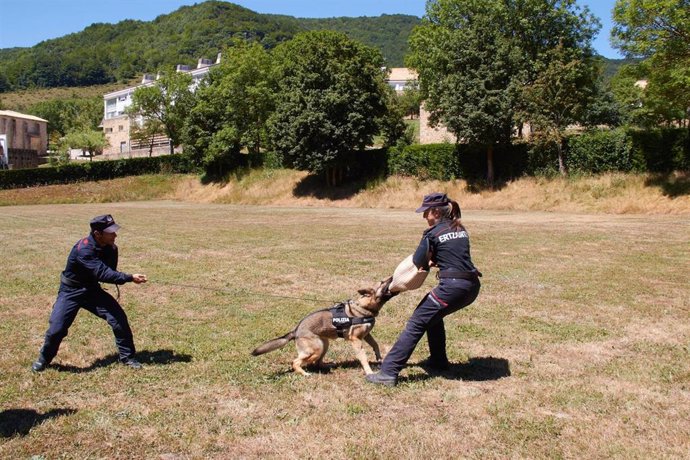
top-left (1, 170), bottom-right (688, 214)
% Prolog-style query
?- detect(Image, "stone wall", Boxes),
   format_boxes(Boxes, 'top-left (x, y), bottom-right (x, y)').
top-left (419, 104), bottom-right (456, 144)
top-left (102, 116), bottom-right (131, 155)
top-left (7, 148), bottom-right (45, 169)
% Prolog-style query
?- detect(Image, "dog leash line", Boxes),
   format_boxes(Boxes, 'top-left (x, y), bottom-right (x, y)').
top-left (151, 280), bottom-right (338, 304)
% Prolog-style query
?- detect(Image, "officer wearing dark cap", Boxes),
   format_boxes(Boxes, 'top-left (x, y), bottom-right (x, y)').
top-left (367, 193), bottom-right (482, 386)
top-left (32, 214), bottom-right (148, 372)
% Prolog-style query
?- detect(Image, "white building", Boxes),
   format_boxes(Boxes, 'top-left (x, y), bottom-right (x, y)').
top-left (101, 56), bottom-right (219, 156)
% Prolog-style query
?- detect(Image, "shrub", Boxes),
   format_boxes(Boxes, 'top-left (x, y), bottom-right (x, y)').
top-left (628, 128), bottom-right (689, 172)
top-left (0, 154), bottom-right (199, 190)
top-left (388, 143), bottom-right (458, 180)
top-left (566, 127), bottom-right (689, 174)
top-left (566, 128), bottom-right (636, 174)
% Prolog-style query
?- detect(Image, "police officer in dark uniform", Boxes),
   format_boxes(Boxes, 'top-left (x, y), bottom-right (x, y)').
top-left (367, 193), bottom-right (481, 386)
top-left (31, 214), bottom-right (148, 372)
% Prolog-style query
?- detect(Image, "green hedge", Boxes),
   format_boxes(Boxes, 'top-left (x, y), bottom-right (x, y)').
top-left (387, 128), bottom-right (688, 181)
top-left (566, 128), bottom-right (637, 173)
top-left (566, 127), bottom-right (689, 174)
top-left (0, 154), bottom-right (199, 190)
top-left (388, 143), bottom-right (530, 181)
top-left (388, 143), bottom-right (459, 180)
top-left (628, 128), bottom-right (690, 172)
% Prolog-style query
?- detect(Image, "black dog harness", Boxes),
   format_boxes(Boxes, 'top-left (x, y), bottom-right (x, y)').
top-left (330, 303), bottom-right (375, 338)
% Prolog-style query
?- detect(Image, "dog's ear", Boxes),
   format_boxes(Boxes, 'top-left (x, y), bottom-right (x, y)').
top-left (358, 288), bottom-right (374, 296)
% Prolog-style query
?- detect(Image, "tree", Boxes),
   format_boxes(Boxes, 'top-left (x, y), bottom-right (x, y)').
top-left (379, 85), bottom-right (411, 149)
top-left (610, 63), bottom-right (656, 126)
top-left (61, 129), bottom-right (109, 162)
top-left (129, 118), bottom-right (165, 157)
top-left (396, 82), bottom-right (423, 120)
top-left (268, 30), bottom-right (389, 185)
top-left (582, 77), bottom-right (625, 128)
top-left (612, 0), bottom-right (690, 127)
top-left (521, 43), bottom-right (598, 175)
top-left (407, 0), bottom-right (599, 183)
top-left (30, 98), bottom-right (103, 138)
top-left (129, 70), bottom-right (195, 155)
top-left (183, 41), bottom-right (274, 175)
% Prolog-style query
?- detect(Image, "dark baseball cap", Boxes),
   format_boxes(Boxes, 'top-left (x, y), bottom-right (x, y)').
top-left (415, 192), bottom-right (450, 213)
top-left (90, 214), bottom-right (121, 233)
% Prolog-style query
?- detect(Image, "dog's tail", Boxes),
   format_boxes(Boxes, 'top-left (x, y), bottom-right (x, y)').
top-left (251, 331), bottom-right (296, 356)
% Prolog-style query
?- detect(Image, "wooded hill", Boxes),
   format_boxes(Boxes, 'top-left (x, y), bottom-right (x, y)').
top-left (0, 1), bottom-right (418, 92)
top-left (0, 1), bottom-right (632, 94)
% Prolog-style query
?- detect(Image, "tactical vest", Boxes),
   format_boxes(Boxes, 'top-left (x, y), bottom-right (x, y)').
top-left (330, 303), bottom-right (375, 338)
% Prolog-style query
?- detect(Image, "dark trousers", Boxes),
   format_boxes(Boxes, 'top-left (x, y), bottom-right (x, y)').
top-left (38, 284), bottom-right (135, 364)
top-left (380, 278), bottom-right (480, 377)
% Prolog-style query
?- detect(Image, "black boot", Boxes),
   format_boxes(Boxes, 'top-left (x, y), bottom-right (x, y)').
top-left (365, 372), bottom-right (398, 387)
top-left (31, 356), bottom-right (48, 372)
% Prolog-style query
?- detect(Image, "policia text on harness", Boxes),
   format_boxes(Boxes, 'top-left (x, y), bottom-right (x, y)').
top-left (328, 302), bottom-right (376, 338)
top-left (330, 302), bottom-right (375, 338)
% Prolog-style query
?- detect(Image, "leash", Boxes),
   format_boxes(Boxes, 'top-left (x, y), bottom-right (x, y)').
top-left (152, 279), bottom-right (338, 304)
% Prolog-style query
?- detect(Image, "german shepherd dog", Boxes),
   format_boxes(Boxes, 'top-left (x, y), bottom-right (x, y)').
top-left (251, 277), bottom-right (394, 375)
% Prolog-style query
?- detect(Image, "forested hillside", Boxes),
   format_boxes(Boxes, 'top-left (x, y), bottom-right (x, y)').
top-left (0, 1), bottom-right (418, 92)
top-left (0, 0), bottom-right (633, 95)
top-left (299, 15), bottom-right (419, 67)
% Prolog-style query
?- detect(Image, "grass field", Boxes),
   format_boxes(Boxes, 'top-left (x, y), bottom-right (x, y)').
top-left (1, 202), bottom-right (689, 458)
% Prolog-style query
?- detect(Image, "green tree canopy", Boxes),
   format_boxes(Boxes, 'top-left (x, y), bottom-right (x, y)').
top-left (612, 0), bottom-right (690, 127)
top-left (268, 30), bottom-right (389, 185)
top-left (128, 70), bottom-right (195, 154)
top-left (183, 41), bottom-right (275, 175)
top-left (407, 0), bottom-right (599, 183)
top-left (29, 98), bottom-right (102, 138)
top-left (61, 129), bottom-right (109, 162)
top-left (521, 43), bottom-right (598, 175)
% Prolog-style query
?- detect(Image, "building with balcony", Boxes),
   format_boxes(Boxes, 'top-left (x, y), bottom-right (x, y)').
top-left (101, 56), bottom-right (220, 156)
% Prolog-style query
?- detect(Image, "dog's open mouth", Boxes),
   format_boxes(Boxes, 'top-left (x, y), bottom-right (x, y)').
top-left (376, 276), bottom-right (395, 302)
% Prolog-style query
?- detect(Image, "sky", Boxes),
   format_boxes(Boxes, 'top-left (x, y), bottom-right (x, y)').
top-left (0, 0), bottom-right (624, 58)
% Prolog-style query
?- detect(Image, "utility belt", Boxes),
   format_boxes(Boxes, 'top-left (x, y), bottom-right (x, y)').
top-left (437, 270), bottom-right (482, 281)
top-left (330, 303), bottom-right (375, 338)
top-left (60, 274), bottom-right (97, 289)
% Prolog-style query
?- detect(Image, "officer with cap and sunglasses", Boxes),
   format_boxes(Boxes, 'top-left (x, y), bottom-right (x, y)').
top-left (367, 193), bottom-right (482, 386)
top-left (31, 214), bottom-right (147, 372)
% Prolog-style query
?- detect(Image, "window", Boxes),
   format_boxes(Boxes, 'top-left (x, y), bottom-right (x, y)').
top-left (105, 127), bottom-right (113, 133)
top-left (118, 125), bottom-right (124, 132)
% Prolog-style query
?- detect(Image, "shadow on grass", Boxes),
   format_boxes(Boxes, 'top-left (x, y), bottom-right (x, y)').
top-left (201, 165), bottom-right (254, 185)
top-left (0, 408), bottom-right (77, 438)
top-left (267, 359), bottom-right (366, 377)
top-left (293, 174), bottom-right (386, 200)
top-left (51, 349), bottom-right (192, 373)
top-left (136, 349), bottom-right (193, 366)
top-left (265, 356), bottom-right (510, 381)
top-left (644, 172), bottom-right (690, 197)
top-left (463, 178), bottom-right (510, 193)
top-left (402, 356), bottom-right (511, 383)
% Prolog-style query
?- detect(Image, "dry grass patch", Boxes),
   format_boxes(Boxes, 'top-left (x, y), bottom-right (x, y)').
top-left (1, 203), bottom-right (689, 458)
top-left (0, 174), bottom-right (194, 206)
top-left (2, 170), bottom-right (689, 216)
top-left (1, 83), bottom-right (133, 112)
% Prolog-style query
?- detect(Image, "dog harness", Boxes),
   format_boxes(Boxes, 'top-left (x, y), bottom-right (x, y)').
top-left (330, 303), bottom-right (375, 338)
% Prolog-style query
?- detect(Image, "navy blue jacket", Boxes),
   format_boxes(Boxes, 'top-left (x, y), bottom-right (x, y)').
top-left (61, 234), bottom-right (133, 287)
top-left (413, 218), bottom-right (477, 273)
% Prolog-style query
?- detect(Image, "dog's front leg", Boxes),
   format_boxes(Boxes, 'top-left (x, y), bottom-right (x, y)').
top-left (350, 337), bottom-right (374, 375)
top-left (364, 333), bottom-right (384, 362)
